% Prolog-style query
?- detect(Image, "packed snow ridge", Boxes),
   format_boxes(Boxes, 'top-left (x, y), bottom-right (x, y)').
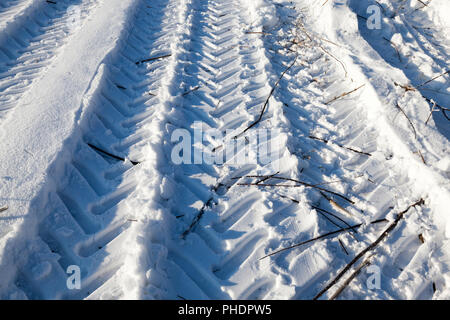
top-left (0, 0), bottom-right (449, 300)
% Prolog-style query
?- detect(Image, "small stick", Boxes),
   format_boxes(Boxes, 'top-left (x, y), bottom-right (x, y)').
top-left (212, 56), bottom-right (298, 151)
top-left (182, 86), bottom-right (201, 96)
top-left (313, 198), bottom-right (425, 300)
top-left (181, 182), bottom-right (225, 238)
top-left (383, 37), bottom-right (402, 62)
top-left (255, 171), bottom-right (280, 185)
top-left (395, 103), bottom-right (417, 139)
top-left (136, 54), bottom-right (171, 65)
top-left (320, 192), bottom-right (354, 217)
top-left (259, 218), bottom-right (388, 260)
top-left (245, 31), bottom-right (271, 36)
top-left (46, 0), bottom-right (56, 4)
top-left (417, 149), bottom-right (426, 164)
top-left (182, 197), bottom-right (214, 239)
top-left (329, 257), bottom-right (372, 300)
top-left (338, 238), bottom-right (349, 255)
top-left (325, 84), bottom-right (365, 105)
top-left (308, 135), bottom-right (372, 156)
top-left (235, 55), bottom-right (299, 138)
top-left (0, 206), bottom-right (8, 213)
top-left (87, 143), bottom-right (140, 166)
top-left (312, 205), bottom-right (357, 234)
top-left (238, 176), bottom-right (355, 204)
top-left (417, 70), bottom-right (449, 88)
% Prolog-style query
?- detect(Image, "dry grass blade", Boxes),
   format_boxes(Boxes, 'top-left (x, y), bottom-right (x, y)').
top-left (329, 257), bottom-right (372, 300)
top-left (238, 175), bottom-right (355, 204)
top-left (183, 85), bottom-right (201, 96)
top-left (136, 54), bottom-right (172, 65)
top-left (417, 70), bottom-right (449, 88)
top-left (313, 198), bottom-right (425, 300)
top-left (325, 84), bottom-right (365, 105)
top-left (338, 238), bottom-right (349, 255)
top-left (236, 55), bottom-right (299, 138)
top-left (181, 197), bottom-right (214, 239)
top-left (396, 102), bottom-right (417, 139)
top-left (213, 56), bottom-right (298, 152)
top-left (87, 143), bottom-right (140, 166)
top-left (259, 218), bottom-right (388, 260)
top-left (308, 135), bottom-right (372, 156)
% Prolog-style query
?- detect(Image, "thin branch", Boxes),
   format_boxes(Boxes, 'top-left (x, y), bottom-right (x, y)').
top-left (236, 55), bottom-right (299, 138)
top-left (238, 175), bottom-right (355, 204)
top-left (136, 54), bottom-right (172, 65)
top-left (183, 86), bottom-right (201, 96)
top-left (313, 198), bottom-right (425, 300)
top-left (255, 171), bottom-right (280, 185)
top-left (325, 84), bottom-right (365, 105)
top-left (395, 103), bottom-right (417, 139)
top-left (338, 238), bottom-right (349, 256)
top-left (87, 143), bottom-right (140, 166)
top-left (259, 218), bottom-right (388, 260)
top-left (308, 135), bottom-right (372, 156)
top-left (329, 257), bottom-right (372, 300)
top-left (0, 206), bottom-right (8, 213)
top-left (417, 70), bottom-right (449, 88)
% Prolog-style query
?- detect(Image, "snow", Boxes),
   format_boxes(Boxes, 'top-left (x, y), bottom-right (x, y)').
top-left (0, 0), bottom-right (449, 300)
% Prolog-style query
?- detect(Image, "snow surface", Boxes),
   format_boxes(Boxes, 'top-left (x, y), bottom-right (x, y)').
top-left (0, 0), bottom-right (449, 300)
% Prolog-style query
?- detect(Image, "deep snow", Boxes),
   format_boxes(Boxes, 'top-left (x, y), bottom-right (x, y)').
top-left (0, 0), bottom-right (449, 300)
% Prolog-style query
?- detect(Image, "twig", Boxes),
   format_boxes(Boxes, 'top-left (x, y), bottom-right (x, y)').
top-left (235, 55), bottom-right (299, 138)
top-left (325, 84), bottom-right (365, 105)
top-left (320, 192), bottom-right (354, 217)
top-left (238, 179), bottom-right (354, 204)
top-left (245, 31), bottom-right (271, 36)
top-left (182, 197), bottom-right (214, 239)
top-left (87, 143), bottom-right (140, 166)
top-left (308, 135), bottom-right (372, 156)
top-left (417, 149), bottom-right (426, 164)
top-left (338, 238), bottom-right (349, 256)
top-left (181, 182), bottom-right (226, 239)
top-left (313, 198), bottom-right (425, 300)
top-left (0, 206), bottom-right (8, 213)
top-left (259, 218), bottom-right (388, 260)
top-left (417, 70), bottom-right (449, 88)
top-left (299, 24), bottom-right (348, 77)
top-left (383, 37), bottom-right (402, 62)
top-left (312, 205), bottom-right (356, 234)
top-left (255, 171), bottom-right (280, 185)
top-left (182, 86), bottom-right (201, 96)
top-left (394, 82), bottom-right (450, 121)
top-left (395, 103), bottom-right (417, 139)
top-left (136, 54), bottom-right (172, 65)
top-left (329, 257), bottom-right (372, 300)
top-left (212, 56), bottom-right (298, 152)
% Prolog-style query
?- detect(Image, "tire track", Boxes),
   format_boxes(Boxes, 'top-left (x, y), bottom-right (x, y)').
top-left (151, 0), bottom-right (297, 300)
top-left (7, 0), bottom-right (187, 299)
top-left (0, 0), bottom-right (95, 118)
top-left (254, 0), bottom-right (449, 299)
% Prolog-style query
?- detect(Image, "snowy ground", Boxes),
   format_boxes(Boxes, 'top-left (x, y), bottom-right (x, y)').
top-left (0, 0), bottom-right (449, 300)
